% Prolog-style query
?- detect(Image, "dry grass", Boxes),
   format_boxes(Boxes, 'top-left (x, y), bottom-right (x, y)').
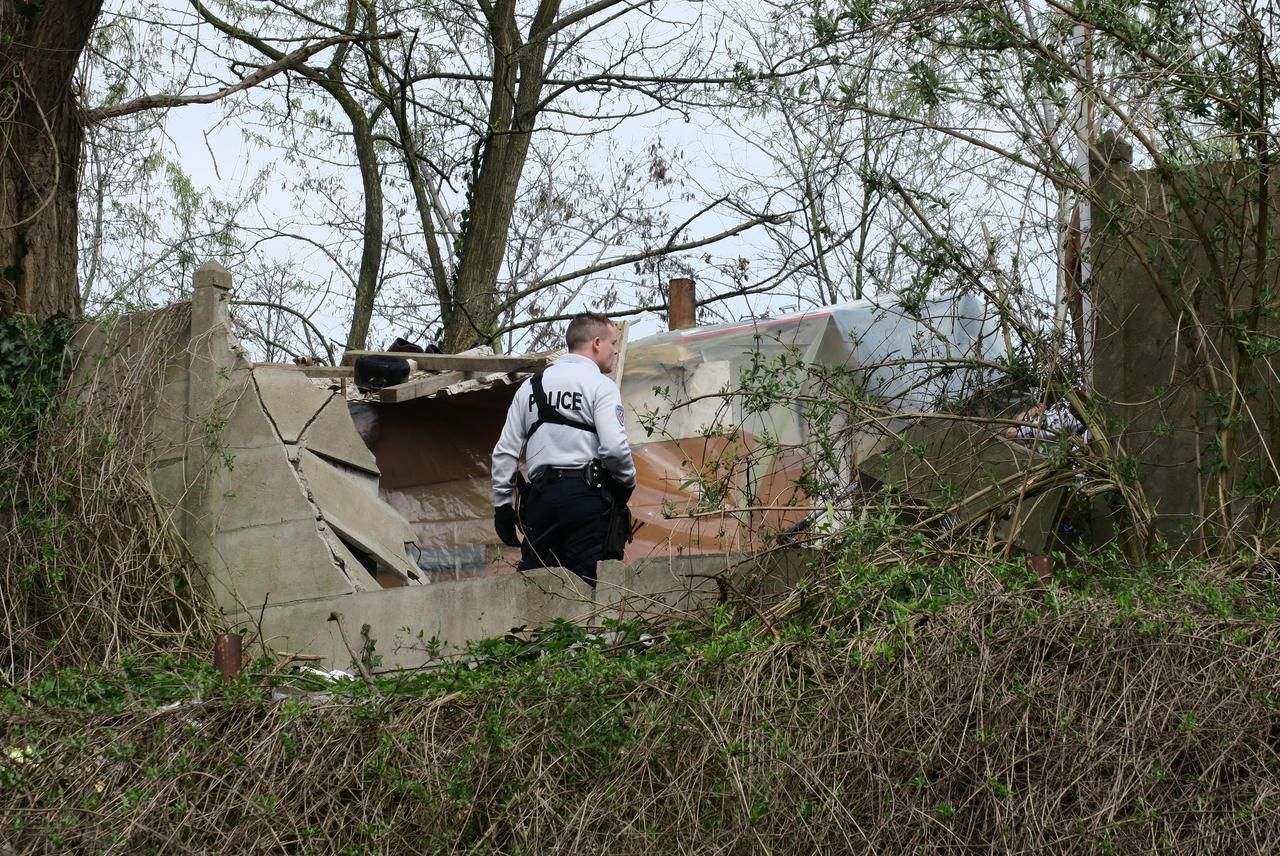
top-left (0, 306), bottom-right (212, 678)
top-left (3, 583), bottom-right (1279, 854)
top-left (1, 309), bottom-right (1278, 854)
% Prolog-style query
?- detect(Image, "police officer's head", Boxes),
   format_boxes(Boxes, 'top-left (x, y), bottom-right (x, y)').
top-left (566, 312), bottom-right (618, 374)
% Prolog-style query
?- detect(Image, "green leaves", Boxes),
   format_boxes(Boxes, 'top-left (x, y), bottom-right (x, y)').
top-left (0, 314), bottom-right (74, 457)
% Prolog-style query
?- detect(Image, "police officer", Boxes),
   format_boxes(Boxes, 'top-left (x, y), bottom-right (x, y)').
top-left (491, 313), bottom-right (636, 587)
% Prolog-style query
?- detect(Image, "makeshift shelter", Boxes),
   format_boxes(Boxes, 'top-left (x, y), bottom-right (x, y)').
top-left (618, 297), bottom-right (994, 556)
top-left (342, 294), bottom-right (994, 575)
top-left (69, 261), bottom-right (993, 667)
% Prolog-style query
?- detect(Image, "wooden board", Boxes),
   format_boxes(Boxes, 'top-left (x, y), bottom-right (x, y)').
top-left (301, 366), bottom-right (355, 378)
top-left (252, 364), bottom-right (354, 378)
top-left (613, 320), bottom-right (630, 383)
top-left (340, 351), bottom-right (549, 373)
top-left (378, 371), bottom-right (469, 403)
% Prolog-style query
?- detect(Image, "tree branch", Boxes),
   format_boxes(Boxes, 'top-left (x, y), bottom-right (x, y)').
top-left (492, 278), bottom-right (783, 338)
top-left (493, 212), bottom-right (785, 316)
top-left (84, 33), bottom-right (373, 124)
top-left (231, 299), bottom-right (338, 365)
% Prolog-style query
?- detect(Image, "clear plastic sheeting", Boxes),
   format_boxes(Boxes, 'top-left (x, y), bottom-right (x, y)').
top-left (621, 294), bottom-right (994, 442)
top-left (617, 295), bottom-right (996, 561)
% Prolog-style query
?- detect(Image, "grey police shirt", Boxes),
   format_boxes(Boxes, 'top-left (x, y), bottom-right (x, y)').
top-left (491, 353), bottom-right (637, 506)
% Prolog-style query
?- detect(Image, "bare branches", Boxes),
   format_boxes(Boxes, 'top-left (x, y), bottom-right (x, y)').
top-left (493, 210), bottom-right (786, 317)
top-left (231, 298), bottom-right (338, 365)
top-left (83, 32), bottom-right (375, 124)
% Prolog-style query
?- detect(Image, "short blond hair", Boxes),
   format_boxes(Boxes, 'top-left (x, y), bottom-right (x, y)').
top-left (566, 313), bottom-right (613, 351)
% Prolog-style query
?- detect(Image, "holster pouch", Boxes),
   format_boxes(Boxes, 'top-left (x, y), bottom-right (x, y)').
top-left (603, 504), bottom-right (632, 560)
top-left (599, 467), bottom-right (634, 561)
top-left (514, 470), bottom-right (532, 529)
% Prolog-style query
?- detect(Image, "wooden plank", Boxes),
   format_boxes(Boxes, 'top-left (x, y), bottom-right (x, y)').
top-left (378, 371), bottom-right (468, 403)
top-left (252, 364), bottom-right (354, 377)
top-left (340, 351), bottom-right (549, 373)
top-left (612, 320), bottom-right (630, 384)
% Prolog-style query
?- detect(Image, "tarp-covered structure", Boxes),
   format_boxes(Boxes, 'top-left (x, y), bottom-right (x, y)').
top-left (619, 296), bottom-right (995, 559)
top-left (354, 294), bottom-right (995, 576)
top-left (68, 261), bottom-right (994, 666)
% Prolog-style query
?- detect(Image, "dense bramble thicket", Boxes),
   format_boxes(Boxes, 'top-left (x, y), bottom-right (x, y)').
top-left (4, 549), bottom-right (1279, 854)
top-left (0, 310), bottom-right (210, 679)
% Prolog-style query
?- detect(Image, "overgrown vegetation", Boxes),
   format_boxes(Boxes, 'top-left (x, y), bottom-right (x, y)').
top-left (4, 2), bottom-right (1279, 848)
top-left (3, 547), bottom-right (1279, 853)
top-left (0, 308), bottom-right (211, 679)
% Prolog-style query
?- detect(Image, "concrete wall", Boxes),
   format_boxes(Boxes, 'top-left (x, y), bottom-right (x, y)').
top-left (1091, 150), bottom-right (1280, 544)
top-left (227, 551), bottom-right (809, 670)
top-left (70, 263), bottom-right (423, 617)
top-left (69, 264), bottom-right (810, 669)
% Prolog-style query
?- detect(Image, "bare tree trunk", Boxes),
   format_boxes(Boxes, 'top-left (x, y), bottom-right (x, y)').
top-left (0, 0), bottom-right (100, 320)
top-left (339, 98), bottom-right (384, 351)
top-left (442, 0), bottom-right (560, 353)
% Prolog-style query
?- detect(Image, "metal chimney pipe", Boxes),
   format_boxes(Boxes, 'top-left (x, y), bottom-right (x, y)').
top-left (668, 278), bottom-right (696, 331)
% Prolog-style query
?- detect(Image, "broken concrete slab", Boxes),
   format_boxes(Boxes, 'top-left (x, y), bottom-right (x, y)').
top-left (218, 369), bottom-right (279, 452)
top-left (213, 444), bottom-right (318, 532)
top-left (296, 448), bottom-right (420, 583)
top-left (207, 517), bottom-right (357, 611)
top-left (320, 531), bottom-right (377, 591)
top-left (299, 397), bottom-right (379, 474)
top-left (860, 419), bottom-right (1066, 553)
top-left (253, 366), bottom-right (334, 443)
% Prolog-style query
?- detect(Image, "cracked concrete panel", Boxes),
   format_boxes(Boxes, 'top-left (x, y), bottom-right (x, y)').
top-left (208, 517), bottom-right (357, 611)
top-left (253, 367), bottom-right (334, 443)
top-left (213, 444), bottom-right (319, 532)
top-left (220, 371), bottom-right (279, 451)
top-left (300, 397), bottom-right (379, 475)
top-left (286, 440), bottom-right (379, 497)
top-left (296, 448), bottom-right (420, 583)
top-left (860, 420), bottom-right (1064, 553)
top-left (318, 529), bottom-right (375, 592)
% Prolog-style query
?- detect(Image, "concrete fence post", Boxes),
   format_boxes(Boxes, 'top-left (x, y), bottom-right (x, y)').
top-left (184, 261), bottom-right (235, 574)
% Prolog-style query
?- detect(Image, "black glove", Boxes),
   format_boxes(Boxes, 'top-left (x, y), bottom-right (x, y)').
top-left (494, 504), bottom-right (520, 547)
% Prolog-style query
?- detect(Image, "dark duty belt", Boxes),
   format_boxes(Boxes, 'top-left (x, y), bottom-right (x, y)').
top-left (535, 463), bottom-right (593, 481)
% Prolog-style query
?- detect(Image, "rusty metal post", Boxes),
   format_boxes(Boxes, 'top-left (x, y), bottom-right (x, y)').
top-left (214, 632), bottom-right (243, 682)
top-left (1028, 555), bottom-right (1056, 589)
top-left (668, 278), bottom-right (696, 330)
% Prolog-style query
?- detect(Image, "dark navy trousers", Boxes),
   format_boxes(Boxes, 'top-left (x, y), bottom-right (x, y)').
top-left (519, 477), bottom-right (611, 587)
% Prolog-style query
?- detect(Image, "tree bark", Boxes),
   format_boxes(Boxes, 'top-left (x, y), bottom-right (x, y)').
top-left (0, 0), bottom-right (101, 320)
top-left (441, 0), bottom-right (560, 353)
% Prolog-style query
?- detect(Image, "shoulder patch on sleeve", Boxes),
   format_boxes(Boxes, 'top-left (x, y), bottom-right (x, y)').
top-left (616, 404), bottom-right (625, 426)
